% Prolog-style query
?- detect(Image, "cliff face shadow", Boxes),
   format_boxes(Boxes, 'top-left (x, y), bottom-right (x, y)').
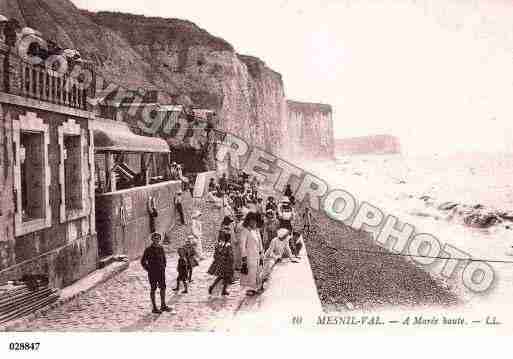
top-left (303, 209), bottom-right (459, 312)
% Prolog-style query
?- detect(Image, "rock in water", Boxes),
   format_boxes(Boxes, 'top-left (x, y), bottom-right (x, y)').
top-left (438, 202), bottom-right (459, 211)
top-left (463, 212), bottom-right (500, 228)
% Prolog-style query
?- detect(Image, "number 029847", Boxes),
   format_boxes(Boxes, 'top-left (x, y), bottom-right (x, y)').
top-left (9, 342), bottom-right (40, 351)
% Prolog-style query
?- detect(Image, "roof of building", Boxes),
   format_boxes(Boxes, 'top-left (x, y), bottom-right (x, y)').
top-left (99, 101), bottom-right (184, 112)
top-left (93, 118), bottom-right (170, 153)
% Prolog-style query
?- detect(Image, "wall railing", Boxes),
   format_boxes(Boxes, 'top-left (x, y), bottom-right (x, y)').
top-left (19, 59), bottom-right (92, 110)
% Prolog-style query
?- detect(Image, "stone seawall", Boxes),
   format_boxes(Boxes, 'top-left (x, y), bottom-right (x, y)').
top-left (95, 180), bottom-right (182, 260)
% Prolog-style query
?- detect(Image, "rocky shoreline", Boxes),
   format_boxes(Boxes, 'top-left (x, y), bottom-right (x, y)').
top-left (300, 206), bottom-right (459, 312)
top-left (409, 195), bottom-right (513, 231)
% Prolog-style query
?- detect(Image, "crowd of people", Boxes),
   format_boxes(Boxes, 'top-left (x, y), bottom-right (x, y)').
top-left (141, 171), bottom-right (312, 314)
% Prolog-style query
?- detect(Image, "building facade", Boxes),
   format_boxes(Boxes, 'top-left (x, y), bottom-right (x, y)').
top-left (0, 42), bottom-right (98, 288)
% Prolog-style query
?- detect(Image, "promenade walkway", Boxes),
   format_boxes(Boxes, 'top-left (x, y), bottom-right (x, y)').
top-left (229, 248), bottom-right (322, 333)
top-left (3, 192), bottom-right (322, 332)
top-left (4, 253), bottom-right (246, 332)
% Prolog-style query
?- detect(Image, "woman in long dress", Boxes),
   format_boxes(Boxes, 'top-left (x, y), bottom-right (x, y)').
top-left (263, 209), bottom-right (279, 252)
top-left (221, 193), bottom-right (234, 218)
top-left (239, 212), bottom-right (264, 296)
top-left (191, 210), bottom-right (205, 260)
top-left (232, 213), bottom-right (244, 271)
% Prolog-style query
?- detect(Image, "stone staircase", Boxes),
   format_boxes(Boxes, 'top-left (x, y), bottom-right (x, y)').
top-left (0, 283), bottom-right (60, 325)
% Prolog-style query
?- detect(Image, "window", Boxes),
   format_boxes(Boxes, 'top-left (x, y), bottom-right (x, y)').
top-left (94, 153), bottom-right (106, 192)
top-left (64, 135), bottom-right (83, 210)
top-left (13, 112), bottom-right (51, 236)
top-left (20, 132), bottom-right (45, 221)
top-left (58, 119), bottom-right (89, 222)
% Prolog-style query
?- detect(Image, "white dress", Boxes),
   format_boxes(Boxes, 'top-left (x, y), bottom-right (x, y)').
top-left (191, 219), bottom-right (204, 259)
top-left (239, 227), bottom-right (263, 291)
top-left (262, 237), bottom-right (294, 279)
top-left (221, 196), bottom-right (233, 217)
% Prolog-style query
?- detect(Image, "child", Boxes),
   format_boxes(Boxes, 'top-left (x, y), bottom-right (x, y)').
top-left (303, 207), bottom-right (313, 235)
top-left (173, 247), bottom-right (189, 294)
top-left (207, 222), bottom-right (234, 296)
top-left (141, 233), bottom-right (173, 314)
top-left (183, 235), bottom-right (199, 282)
top-left (290, 230), bottom-right (304, 258)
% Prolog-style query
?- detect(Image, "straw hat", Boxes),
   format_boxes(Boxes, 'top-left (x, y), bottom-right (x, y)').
top-left (277, 228), bottom-right (289, 238)
top-left (63, 48), bottom-right (80, 58)
top-left (21, 27), bottom-right (37, 36)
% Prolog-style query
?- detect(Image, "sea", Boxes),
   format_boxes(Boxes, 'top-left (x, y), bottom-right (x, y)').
top-left (301, 152), bottom-right (513, 314)
top-left (302, 152), bottom-right (513, 262)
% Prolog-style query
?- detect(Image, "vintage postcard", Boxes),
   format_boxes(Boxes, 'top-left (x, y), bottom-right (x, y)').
top-left (0, 0), bottom-right (512, 355)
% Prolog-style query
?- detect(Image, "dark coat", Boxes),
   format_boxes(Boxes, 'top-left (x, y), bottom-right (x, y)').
top-left (233, 195), bottom-right (244, 209)
top-left (266, 202), bottom-right (277, 212)
top-left (183, 243), bottom-right (199, 267)
top-left (177, 257), bottom-right (188, 281)
top-left (141, 245), bottom-right (166, 273)
top-left (219, 177), bottom-right (228, 191)
top-left (208, 234), bottom-right (234, 282)
top-left (208, 181), bottom-right (216, 192)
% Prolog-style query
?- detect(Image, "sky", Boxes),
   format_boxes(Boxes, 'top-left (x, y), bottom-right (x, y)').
top-left (72, 0), bottom-right (513, 154)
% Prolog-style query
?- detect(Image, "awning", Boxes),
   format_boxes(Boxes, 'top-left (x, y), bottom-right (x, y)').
top-left (93, 118), bottom-right (170, 153)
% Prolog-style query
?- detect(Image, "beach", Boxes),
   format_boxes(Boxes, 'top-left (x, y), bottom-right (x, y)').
top-left (299, 152), bottom-right (513, 320)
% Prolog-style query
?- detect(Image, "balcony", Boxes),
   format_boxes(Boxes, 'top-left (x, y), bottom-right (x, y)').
top-left (1, 43), bottom-right (96, 111)
top-left (19, 60), bottom-right (91, 110)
